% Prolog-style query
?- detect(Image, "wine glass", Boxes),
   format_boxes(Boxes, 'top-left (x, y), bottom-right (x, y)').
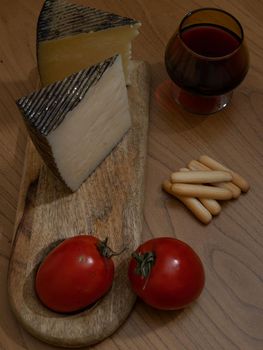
top-left (165, 8), bottom-right (249, 114)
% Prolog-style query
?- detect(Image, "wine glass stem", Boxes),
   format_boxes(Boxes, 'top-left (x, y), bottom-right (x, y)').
top-left (171, 82), bottom-right (233, 115)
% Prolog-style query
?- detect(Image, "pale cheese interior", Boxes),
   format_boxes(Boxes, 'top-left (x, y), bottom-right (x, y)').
top-left (47, 56), bottom-right (131, 191)
top-left (38, 24), bottom-right (140, 86)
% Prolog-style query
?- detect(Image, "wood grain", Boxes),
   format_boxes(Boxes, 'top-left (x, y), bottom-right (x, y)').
top-left (8, 61), bottom-right (150, 348)
top-left (1, 0), bottom-right (263, 350)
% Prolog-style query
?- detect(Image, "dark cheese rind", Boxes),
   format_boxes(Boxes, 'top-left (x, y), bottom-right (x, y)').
top-left (17, 56), bottom-right (117, 136)
top-left (38, 0), bottom-right (139, 42)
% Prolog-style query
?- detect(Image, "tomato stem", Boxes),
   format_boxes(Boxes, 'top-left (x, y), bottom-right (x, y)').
top-left (97, 237), bottom-right (126, 259)
top-left (132, 251), bottom-right (156, 278)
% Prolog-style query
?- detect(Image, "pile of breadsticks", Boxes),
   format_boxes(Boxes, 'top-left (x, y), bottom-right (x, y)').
top-left (162, 155), bottom-right (250, 224)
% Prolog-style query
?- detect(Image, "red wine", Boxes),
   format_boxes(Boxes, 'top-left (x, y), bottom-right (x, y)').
top-left (165, 24), bottom-right (249, 96)
top-left (181, 24), bottom-right (240, 57)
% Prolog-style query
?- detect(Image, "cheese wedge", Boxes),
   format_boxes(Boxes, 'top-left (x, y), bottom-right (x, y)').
top-left (37, 0), bottom-right (141, 86)
top-left (17, 55), bottom-right (131, 192)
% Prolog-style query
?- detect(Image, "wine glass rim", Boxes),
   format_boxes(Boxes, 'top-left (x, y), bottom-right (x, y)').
top-left (178, 7), bottom-right (244, 61)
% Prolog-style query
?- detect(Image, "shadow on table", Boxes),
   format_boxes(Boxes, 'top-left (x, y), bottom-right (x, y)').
top-left (111, 298), bottom-right (187, 347)
top-left (0, 67), bottom-right (65, 350)
top-left (0, 66), bottom-right (41, 248)
top-left (150, 62), bottom-right (229, 135)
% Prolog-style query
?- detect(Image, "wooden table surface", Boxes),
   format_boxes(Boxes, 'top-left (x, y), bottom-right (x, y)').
top-left (1, 0), bottom-right (262, 349)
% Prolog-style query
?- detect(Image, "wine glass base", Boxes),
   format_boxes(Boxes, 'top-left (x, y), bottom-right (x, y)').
top-left (171, 83), bottom-right (233, 115)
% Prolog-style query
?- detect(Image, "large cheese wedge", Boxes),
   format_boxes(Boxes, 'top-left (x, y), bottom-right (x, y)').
top-left (37, 0), bottom-right (141, 86)
top-left (17, 55), bottom-right (131, 192)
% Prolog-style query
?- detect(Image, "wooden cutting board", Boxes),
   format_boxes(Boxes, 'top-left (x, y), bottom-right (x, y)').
top-left (8, 61), bottom-right (150, 348)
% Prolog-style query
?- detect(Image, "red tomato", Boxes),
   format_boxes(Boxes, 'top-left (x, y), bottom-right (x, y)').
top-left (128, 237), bottom-right (205, 310)
top-left (35, 235), bottom-right (115, 313)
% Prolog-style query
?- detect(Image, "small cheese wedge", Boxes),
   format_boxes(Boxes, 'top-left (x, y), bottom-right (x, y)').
top-left (37, 0), bottom-right (141, 86)
top-left (17, 55), bottom-right (131, 192)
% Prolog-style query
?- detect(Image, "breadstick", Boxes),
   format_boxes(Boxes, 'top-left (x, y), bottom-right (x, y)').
top-left (179, 168), bottom-right (221, 215)
top-left (171, 183), bottom-right (233, 200)
top-left (199, 198), bottom-right (221, 216)
top-left (199, 155), bottom-right (250, 192)
top-left (162, 180), bottom-right (212, 224)
top-left (170, 170), bottom-right (232, 184)
top-left (180, 167), bottom-right (190, 172)
top-left (188, 160), bottom-right (241, 198)
top-left (188, 159), bottom-right (211, 171)
top-left (214, 181), bottom-right (241, 199)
